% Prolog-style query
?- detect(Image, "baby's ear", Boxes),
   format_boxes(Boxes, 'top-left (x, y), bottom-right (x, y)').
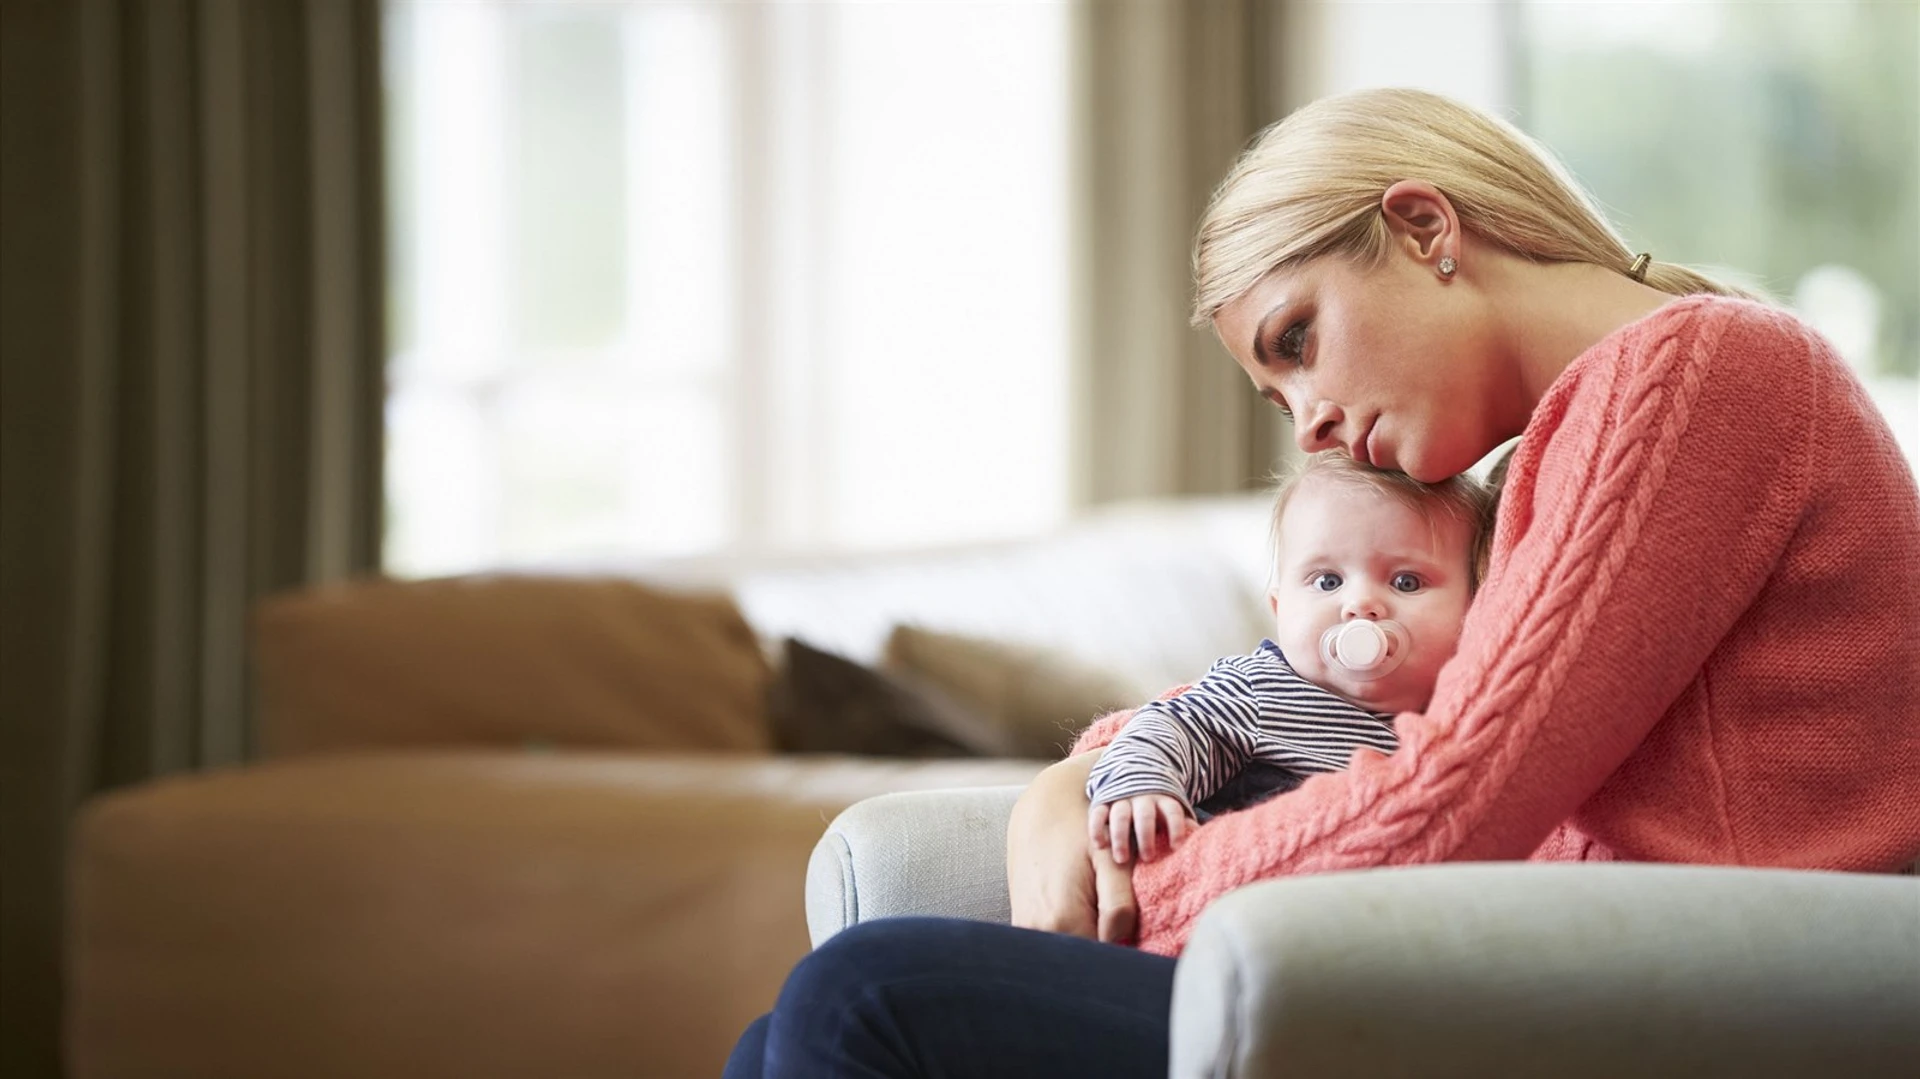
top-left (1267, 591), bottom-right (1281, 616)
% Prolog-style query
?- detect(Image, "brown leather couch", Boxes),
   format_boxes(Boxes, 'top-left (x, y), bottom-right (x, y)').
top-left (65, 496), bottom-right (1273, 1079)
top-left (70, 751), bottom-right (1042, 1079)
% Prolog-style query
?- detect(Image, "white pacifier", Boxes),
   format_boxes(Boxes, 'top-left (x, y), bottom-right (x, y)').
top-left (1318, 619), bottom-right (1409, 680)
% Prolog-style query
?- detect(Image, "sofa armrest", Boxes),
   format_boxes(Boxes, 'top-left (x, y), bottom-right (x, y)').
top-left (806, 786), bottom-right (1026, 946)
top-left (1170, 863), bottom-right (1920, 1079)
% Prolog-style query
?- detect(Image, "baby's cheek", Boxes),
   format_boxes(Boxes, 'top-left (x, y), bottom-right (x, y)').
top-left (1270, 618), bottom-right (1324, 673)
top-left (1419, 602), bottom-right (1471, 654)
top-left (1286, 648), bottom-right (1330, 687)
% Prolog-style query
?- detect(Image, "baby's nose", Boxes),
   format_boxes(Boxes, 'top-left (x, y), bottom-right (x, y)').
top-left (1341, 591), bottom-right (1388, 621)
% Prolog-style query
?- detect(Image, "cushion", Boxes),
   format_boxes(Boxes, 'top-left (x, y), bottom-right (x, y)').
top-left (882, 625), bottom-right (1148, 759)
top-left (253, 575), bottom-right (772, 756)
top-left (767, 639), bottom-right (1020, 758)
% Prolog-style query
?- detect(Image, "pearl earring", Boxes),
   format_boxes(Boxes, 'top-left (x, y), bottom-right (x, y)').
top-left (1438, 256), bottom-right (1457, 278)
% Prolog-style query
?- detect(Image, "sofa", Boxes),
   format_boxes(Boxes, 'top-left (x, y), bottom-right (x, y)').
top-left (810, 788), bottom-right (1920, 1077)
top-left (65, 494), bottom-right (1277, 1079)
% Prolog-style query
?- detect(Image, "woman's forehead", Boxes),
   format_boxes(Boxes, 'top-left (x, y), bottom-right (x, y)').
top-left (1219, 265), bottom-right (1306, 328)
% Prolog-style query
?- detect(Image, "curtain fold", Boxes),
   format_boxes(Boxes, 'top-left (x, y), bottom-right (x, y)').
top-left (0, 1), bottom-right (383, 1071)
top-left (1070, 0), bottom-right (1303, 506)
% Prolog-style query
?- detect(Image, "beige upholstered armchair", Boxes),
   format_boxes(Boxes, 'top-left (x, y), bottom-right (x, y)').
top-left (809, 787), bottom-right (1920, 1078)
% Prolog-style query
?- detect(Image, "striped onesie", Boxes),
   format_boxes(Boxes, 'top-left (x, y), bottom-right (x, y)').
top-left (1085, 640), bottom-right (1398, 820)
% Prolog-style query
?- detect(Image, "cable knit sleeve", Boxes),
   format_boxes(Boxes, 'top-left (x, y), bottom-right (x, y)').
top-left (1121, 299), bottom-right (1822, 955)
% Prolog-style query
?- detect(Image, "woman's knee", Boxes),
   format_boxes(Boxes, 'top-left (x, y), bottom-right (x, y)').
top-left (722, 1014), bottom-right (771, 1079)
top-left (760, 919), bottom-right (965, 1076)
top-left (777, 917), bottom-right (955, 1010)
top-left (764, 918), bottom-right (1175, 1079)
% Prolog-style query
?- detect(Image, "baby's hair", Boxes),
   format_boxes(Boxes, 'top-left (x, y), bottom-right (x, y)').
top-left (1268, 452), bottom-right (1498, 591)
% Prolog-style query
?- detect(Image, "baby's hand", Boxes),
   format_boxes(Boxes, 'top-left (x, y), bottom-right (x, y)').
top-left (1088, 794), bottom-right (1195, 865)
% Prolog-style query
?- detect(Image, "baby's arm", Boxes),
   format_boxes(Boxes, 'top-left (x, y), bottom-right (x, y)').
top-left (1084, 655), bottom-right (1273, 862)
top-left (1084, 702), bottom-right (1201, 864)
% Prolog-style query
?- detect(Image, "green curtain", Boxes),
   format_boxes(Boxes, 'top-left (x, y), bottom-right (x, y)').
top-left (1070, 0), bottom-right (1303, 506)
top-left (0, 0), bottom-right (384, 1072)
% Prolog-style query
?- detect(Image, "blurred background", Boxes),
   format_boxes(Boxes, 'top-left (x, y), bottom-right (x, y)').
top-left (381, 0), bottom-right (1919, 577)
top-left (4, 1), bottom-right (1917, 1075)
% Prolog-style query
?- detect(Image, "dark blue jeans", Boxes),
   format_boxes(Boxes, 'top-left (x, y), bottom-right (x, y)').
top-left (723, 917), bottom-right (1177, 1079)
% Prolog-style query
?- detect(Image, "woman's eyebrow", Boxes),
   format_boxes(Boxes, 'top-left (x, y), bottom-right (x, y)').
top-left (1251, 304), bottom-right (1287, 367)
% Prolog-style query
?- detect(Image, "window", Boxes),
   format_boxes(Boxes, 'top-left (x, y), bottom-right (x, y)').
top-left (383, 1), bottom-right (1070, 577)
top-left (1513, 0), bottom-right (1918, 462)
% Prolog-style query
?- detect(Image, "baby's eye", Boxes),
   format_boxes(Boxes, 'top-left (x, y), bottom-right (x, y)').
top-left (1391, 573), bottom-right (1422, 593)
top-left (1311, 572), bottom-right (1342, 592)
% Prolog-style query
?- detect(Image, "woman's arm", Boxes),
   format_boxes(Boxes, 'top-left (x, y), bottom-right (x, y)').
top-left (1117, 301), bottom-right (1823, 954)
top-left (1007, 750), bottom-right (1139, 943)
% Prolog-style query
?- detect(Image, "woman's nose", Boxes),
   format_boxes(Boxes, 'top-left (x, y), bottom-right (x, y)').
top-left (1294, 400), bottom-right (1343, 455)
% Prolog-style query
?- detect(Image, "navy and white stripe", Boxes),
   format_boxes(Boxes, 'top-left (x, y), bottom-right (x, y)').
top-left (1085, 640), bottom-right (1399, 810)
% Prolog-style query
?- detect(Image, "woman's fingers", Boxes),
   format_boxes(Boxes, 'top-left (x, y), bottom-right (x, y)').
top-left (1093, 846), bottom-right (1139, 945)
top-left (1107, 799), bottom-right (1133, 864)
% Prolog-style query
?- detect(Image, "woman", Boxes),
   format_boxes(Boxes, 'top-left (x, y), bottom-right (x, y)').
top-left (724, 88), bottom-right (1920, 1078)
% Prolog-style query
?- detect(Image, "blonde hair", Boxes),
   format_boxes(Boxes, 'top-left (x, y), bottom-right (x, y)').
top-left (1193, 88), bottom-right (1761, 326)
top-left (1270, 452), bottom-right (1498, 592)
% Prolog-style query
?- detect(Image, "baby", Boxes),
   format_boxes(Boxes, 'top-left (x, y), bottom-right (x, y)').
top-left (1087, 452), bottom-right (1496, 863)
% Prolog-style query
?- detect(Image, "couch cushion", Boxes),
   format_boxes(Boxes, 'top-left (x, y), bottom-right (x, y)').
top-left (767, 638), bottom-right (1023, 758)
top-left (254, 575), bottom-right (771, 756)
top-left (714, 496), bottom-right (1276, 692)
top-left (882, 625), bottom-right (1147, 759)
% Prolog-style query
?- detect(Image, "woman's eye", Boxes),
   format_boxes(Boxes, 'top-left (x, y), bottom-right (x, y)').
top-left (1270, 320), bottom-right (1310, 365)
top-left (1391, 573), bottom-right (1422, 593)
top-left (1311, 572), bottom-right (1342, 592)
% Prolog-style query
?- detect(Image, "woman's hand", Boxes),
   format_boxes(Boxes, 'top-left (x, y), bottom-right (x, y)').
top-left (1008, 750), bottom-right (1140, 944)
top-left (1091, 839), bottom-right (1139, 945)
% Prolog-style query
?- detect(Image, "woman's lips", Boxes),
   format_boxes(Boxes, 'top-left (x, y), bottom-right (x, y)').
top-left (1367, 421), bottom-right (1392, 471)
top-left (1351, 418), bottom-right (1376, 466)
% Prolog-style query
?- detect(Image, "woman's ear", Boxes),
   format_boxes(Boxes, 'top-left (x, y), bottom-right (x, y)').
top-left (1380, 180), bottom-right (1461, 270)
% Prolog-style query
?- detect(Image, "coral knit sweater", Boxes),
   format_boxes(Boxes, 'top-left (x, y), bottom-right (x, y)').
top-left (1073, 296), bottom-right (1920, 957)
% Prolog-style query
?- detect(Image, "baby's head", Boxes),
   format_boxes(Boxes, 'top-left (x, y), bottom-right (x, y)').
top-left (1266, 453), bottom-right (1495, 714)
